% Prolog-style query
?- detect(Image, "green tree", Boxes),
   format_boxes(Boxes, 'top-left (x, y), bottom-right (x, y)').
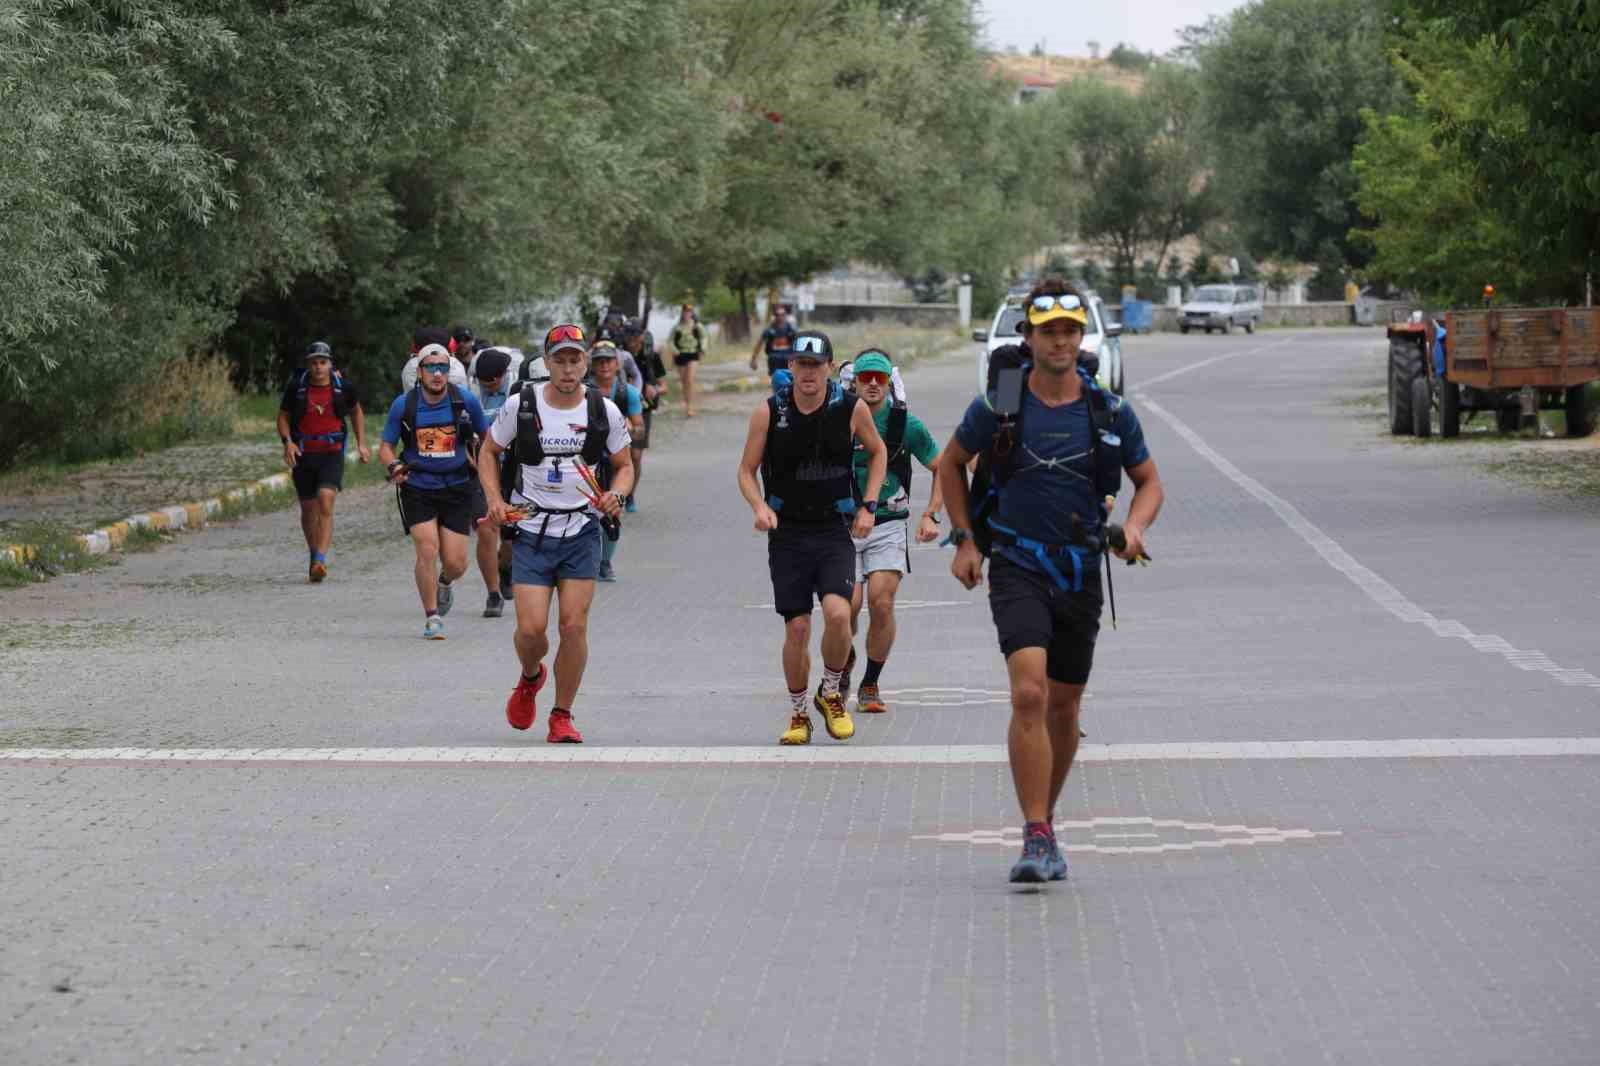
top-left (1188, 0), bottom-right (1403, 266)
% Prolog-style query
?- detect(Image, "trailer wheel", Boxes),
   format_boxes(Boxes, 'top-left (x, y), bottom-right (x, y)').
top-left (1567, 385), bottom-right (1594, 438)
top-left (1411, 376), bottom-right (1432, 437)
top-left (1495, 406), bottom-right (1519, 433)
top-left (1388, 338), bottom-right (1422, 435)
top-left (1440, 380), bottom-right (1461, 437)
top-left (1180, 324), bottom-right (1190, 335)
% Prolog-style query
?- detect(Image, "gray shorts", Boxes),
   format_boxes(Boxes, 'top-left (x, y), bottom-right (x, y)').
top-left (853, 517), bottom-right (909, 580)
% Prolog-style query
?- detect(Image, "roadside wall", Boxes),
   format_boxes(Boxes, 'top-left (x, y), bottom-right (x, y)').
top-left (1107, 302), bottom-right (1356, 332)
top-left (809, 302), bottom-right (961, 328)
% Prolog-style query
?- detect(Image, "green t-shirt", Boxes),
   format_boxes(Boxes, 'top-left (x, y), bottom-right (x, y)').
top-left (853, 402), bottom-right (939, 519)
top-left (670, 323), bottom-right (706, 355)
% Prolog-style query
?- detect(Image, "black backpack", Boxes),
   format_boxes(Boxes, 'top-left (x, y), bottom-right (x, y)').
top-left (286, 368), bottom-right (355, 440)
top-left (398, 383), bottom-right (477, 468)
top-left (969, 361), bottom-right (1121, 558)
top-left (498, 382), bottom-right (611, 498)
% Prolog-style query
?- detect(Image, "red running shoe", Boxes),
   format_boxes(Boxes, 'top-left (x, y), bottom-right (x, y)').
top-left (505, 663), bottom-right (547, 731)
top-left (547, 708), bottom-right (583, 744)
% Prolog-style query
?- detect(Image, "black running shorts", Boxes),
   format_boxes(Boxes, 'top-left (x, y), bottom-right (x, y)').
top-left (292, 451), bottom-right (345, 501)
top-left (673, 351), bottom-right (701, 367)
top-left (767, 519), bottom-right (855, 620)
top-left (398, 482), bottom-right (476, 536)
top-left (988, 555), bottom-right (1102, 684)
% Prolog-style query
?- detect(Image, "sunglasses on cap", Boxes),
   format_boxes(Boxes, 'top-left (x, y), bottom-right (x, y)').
top-left (855, 371), bottom-right (890, 386)
top-left (793, 335), bottom-right (829, 357)
top-left (544, 324), bottom-right (585, 347)
top-left (1030, 294), bottom-right (1083, 314)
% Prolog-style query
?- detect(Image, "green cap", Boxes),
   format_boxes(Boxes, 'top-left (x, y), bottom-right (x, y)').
top-left (853, 350), bottom-right (893, 376)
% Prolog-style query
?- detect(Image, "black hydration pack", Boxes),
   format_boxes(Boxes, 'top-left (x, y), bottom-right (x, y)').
top-left (497, 382), bottom-right (618, 543)
top-left (969, 351), bottom-right (1122, 559)
top-left (761, 379), bottom-right (859, 522)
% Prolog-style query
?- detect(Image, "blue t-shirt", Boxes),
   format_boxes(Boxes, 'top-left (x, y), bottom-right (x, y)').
top-left (382, 388), bottom-right (489, 490)
top-left (955, 381), bottom-right (1149, 577)
top-left (607, 378), bottom-right (643, 418)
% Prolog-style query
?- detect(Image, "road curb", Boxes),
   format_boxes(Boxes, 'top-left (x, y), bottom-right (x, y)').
top-left (1, 453), bottom-right (356, 568)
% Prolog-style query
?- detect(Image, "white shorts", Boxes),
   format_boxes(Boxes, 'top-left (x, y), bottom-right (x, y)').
top-left (853, 517), bottom-right (908, 580)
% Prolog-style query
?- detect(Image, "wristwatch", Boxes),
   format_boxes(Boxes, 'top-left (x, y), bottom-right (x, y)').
top-left (924, 510), bottom-right (942, 524)
top-left (280, 435), bottom-right (290, 446)
top-left (862, 500), bottom-right (878, 514)
top-left (948, 528), bottom-right (972, 547)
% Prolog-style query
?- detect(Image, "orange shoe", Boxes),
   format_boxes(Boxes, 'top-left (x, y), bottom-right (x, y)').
top-left (547, 708), bottom-right (583, 744)
top-left (856, 682), bottom-right (887, 714)
top-left (505, 663), bottom-right (547, 731)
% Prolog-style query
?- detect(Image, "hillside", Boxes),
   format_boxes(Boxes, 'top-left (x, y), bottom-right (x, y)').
top-left (988, 52), bottom-right (1147, 94)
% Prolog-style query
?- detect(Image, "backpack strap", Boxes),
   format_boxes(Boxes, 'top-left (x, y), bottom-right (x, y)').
top-left (580, 388), bottom-right (610, 466)
top-left (400, 384), bottom-right (420, 452)
top-left (514, 381), bottom-right (544, 466)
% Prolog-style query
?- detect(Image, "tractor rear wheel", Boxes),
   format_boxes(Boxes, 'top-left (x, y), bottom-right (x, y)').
top-left (1411, 376), bottom-right (1432, 437)
top-left (1440, 380), bottom-right (1461, 437)
top-left (1388, 337), bottom-right (1422, 435)
top-left (1567, 385), bottom-right (1594, 437)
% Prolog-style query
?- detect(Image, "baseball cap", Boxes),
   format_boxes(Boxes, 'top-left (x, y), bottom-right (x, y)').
top-left (304, 340), bottom-right (333, 362)
top-left (790, 330), bottom-right (833, 362)
top-left (588, 340), bottom-right (620, 360)
top-left (852, 350), bottom-right (892, 377)
top-left (1024, 293), bottom-right (1088, 329)
top-left (416, 343), bottom-right (451, 365)
top-left (543, 323), bottom-right (587, 358)
top-left (473, 348), bottom-right (511, 381)
top-left (450, 324), bottom-right (475, 345)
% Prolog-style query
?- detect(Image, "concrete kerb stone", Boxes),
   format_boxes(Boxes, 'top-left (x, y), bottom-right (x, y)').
top-left (1, 457), bottom-right (346, 567)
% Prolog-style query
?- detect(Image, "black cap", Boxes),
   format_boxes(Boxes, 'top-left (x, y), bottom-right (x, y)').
top-left (790, 329), bottom-right (834, 362)
top-left (450, 324), bottom-right (475, 344)
top-left (473, 348), bottom-right (511, 382)
top-left (305, 340), bottom-right (333, 360)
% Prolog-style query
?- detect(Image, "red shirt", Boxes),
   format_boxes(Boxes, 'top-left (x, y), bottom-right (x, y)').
top-left (298, 385), bottom-right (344, 453)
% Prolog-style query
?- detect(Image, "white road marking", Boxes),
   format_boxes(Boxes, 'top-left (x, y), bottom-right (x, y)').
top-left (2, 737), bottom-right (1598, 766)
top-left (741, 600), bottom-right (968, 610)
top-left (1135, 394), bottom-right (1600, 691)
top-left (915, 815), bottom-right (1344, 855)
top-left (1136, 337), bottom-right (1299, 389)
top-left (879, 686), bottom-right (1010, 707)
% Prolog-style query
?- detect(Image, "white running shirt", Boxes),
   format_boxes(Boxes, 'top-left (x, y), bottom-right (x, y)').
top-left (488, 386), bottom-right (631, 539)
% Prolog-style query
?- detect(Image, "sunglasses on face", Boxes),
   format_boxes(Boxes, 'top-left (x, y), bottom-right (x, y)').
top-left (1030, 294), bottom-right (1083, 314)
top-left (793, 335), bottom-right (828, 357)
top-left (420, 363), bottom-right (452, 374)
top-left (855, 371), bottom-right (890, 386)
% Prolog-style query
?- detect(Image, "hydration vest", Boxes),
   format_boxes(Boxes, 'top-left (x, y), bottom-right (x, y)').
top-left (761, 380), bottom-right (858, 522)
top-left (497, 383), bottom-right (618, 543)
top-left (287, 369), bottom-right (355, 446)
top-left (970, 366), bottom-right (1123, 578)
top-left (398, 383), bottom-right (478, 473)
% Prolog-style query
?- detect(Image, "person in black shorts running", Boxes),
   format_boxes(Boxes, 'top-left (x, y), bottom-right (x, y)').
top-left (669, 303), bottom-right (707, 417)
top-left (738, 329), bottom-right (887, 745)
top-left (277, 341), bottom-right (369, 582)
top-left (939, 277), bottom-right (1164, 885)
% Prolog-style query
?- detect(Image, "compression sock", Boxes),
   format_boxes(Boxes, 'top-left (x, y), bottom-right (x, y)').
top-left (862, 658), bottom-right (885, 686)
top-left (821, 664), bottom-right (843, 698)
top-left (425, 609), bottom-right (439, 619)
top-left (788, 688), bottom-right (808, 714)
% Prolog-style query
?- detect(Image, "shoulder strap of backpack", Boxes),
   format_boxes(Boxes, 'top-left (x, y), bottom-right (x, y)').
top-left (515, 381), bottom-right (544, 466)
top-left (990, 368), bottom-right (1029, 487)
top-left (287, 369), bottom-right (310, 432)
top-left (581, 388), bottom-right (609, 465)
top-left (330, 370), bottom-right (352, 419)
top-left (400, 385), bottom-right (420, 450)
top-left (886, 401), bottom-right (908, 457)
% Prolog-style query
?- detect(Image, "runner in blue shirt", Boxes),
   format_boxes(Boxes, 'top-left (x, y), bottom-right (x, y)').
top-left (938, 278), bottom-right (1165, 886)
top-left (378, 342), bottom-right (490, 640)
top-left (588, 342), bottom-right (644, 582)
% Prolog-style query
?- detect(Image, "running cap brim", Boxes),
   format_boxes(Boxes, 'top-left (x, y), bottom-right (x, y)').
top-left (1026, 305), bottom-right (1088, 328)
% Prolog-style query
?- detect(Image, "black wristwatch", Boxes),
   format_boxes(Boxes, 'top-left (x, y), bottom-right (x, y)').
top-left (280, 435), bottom-right (290, 446)
top-left (949, 528), bottom-right (972, 547)
top-left (862, 500), bottom-right (879, 514)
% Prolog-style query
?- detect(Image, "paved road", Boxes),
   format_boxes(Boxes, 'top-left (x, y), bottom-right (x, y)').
top-left (4, 329), bottom-right (1598, 1064)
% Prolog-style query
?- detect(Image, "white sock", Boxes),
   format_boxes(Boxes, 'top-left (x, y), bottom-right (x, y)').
top-left (788, 688), bottom-right (808, 714)
top-left (821, 666), bottom-right (843, 698)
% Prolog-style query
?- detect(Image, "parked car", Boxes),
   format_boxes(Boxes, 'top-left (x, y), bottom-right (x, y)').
top-left (973, 291), bottom-right (1125, 395)
top-left (1180, 284), bottom-right (1262, 334)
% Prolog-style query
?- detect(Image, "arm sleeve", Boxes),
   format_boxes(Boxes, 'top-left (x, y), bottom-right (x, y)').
top-left (488, 392), bottom-right (519, 448)
top-left (381, 396), bottom-right (405, 446)
top-left (953, 396), bottom-right (997, 455)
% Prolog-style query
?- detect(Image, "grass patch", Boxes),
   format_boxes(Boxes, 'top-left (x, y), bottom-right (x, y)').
top-left (0, 522), bottom-right (115, 587)
top-left (124, 524), bottom-right (171, 553)
top-left (1484, 449), bottom-right (1600, 498)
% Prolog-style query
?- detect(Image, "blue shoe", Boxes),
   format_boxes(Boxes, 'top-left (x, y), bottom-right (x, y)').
top-left (423, 615), bottom-right (445, 640)
top-left (624, 496), bottom-right (637, 514)
top-left (1009, 829), bottom-right (1052, 884)
top-left (597, 561), bottom-right (616, 583)
top-left (1046, 833), bottom-right (1069, 881)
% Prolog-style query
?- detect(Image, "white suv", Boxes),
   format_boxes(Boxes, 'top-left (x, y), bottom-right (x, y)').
top-left (1180, 284), bottom-right (1262, 334)
top-left (973, 291), bottom-right (1125, 395)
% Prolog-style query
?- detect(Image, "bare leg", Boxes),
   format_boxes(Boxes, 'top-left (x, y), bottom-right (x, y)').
top-left (682, 362), bottom-right (697, 416)
top-left (782, 613), bottom-right (812, 692)
top-left (848, 581), bottom-right (864, 639)
top-left (299, 499), bottom-right (318, 553)
top-left (864, 570), bottom-right (901, 662)
top-left (1004, 647), bottom-right (1052, 824)
top-left (512, 583), bottom-right (553, 674)
top-left (551, 577), bottom-right (595, 708)
top-left (475, 523), bottom-right (500, 592)
top-left (1045, 681), bottom-right (1085, 817)
top-left (314, 488), bottom-right (336, 556)
top-left (411, 522), bottom-right (442, 611)
top-left (818, 593), bottom-right (851, 671)
top-left (437, 527), bottom-right (470, 584)
top-left (630, 448), bottom-right (644, 495)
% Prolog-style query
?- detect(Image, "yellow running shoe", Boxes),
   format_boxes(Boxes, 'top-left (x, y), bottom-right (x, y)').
top-left (813, 690), bottom-right (855, 740)
top-left (779, 713), bottom-right (813, 745)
